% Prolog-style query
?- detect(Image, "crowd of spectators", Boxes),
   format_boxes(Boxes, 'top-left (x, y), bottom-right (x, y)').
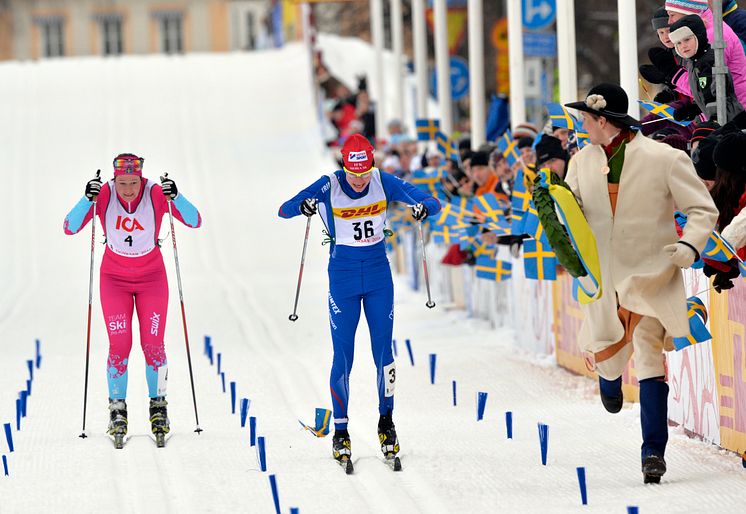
top-left (313, 0), bottom-right (746, 287)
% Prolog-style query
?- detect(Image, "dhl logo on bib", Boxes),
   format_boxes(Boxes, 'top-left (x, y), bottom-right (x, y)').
top-left (333, 200), bottom-right (387, 219)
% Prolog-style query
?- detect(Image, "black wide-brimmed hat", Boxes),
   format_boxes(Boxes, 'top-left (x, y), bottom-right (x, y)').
top-left (535, 135), bottom-right (568, 167)
top-left (565, 83), bottom-right (640, 128)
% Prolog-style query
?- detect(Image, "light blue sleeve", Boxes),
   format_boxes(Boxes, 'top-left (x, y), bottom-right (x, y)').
top-left (172, 193), bottom-right (201, 228)
top-left (63, 196), bottom-right (94, 235)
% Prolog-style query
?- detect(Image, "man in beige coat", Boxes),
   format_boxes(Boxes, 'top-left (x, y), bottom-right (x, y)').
top-left (564, 83), bottom-right (718, 483)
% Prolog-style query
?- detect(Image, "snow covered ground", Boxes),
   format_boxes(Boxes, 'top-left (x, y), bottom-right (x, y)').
top-left (0, 39), bottom-right (745, 513)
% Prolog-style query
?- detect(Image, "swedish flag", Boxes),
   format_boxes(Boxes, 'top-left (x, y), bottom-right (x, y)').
top-left (432, 225), bottom-right (458, 245)
top-left (416, 119), bottom-right (441, 141)
top-left (638, 100), bottom-right (693, 127)
top-left (436, 197), bottom-right (474, 228)
top-left (435, 131), bottom-right (460, 162)
top-left (703, 231), bottom-right (737, 262)
top-left (472, 192), bottom-right (508, 222)
top-left (475, 255), bottom-right (512, 281)
top-left (411, 168), bottom-right (447, 195)
top-left (472, 236), bottom-right (496, 258)
top-left (523, 239), bottom-right (557, 281)
top-left (497, 131), bottom-right (521, 167)
top-left (672, 296), bottom-right (711, 350)
top-left (546, 103), bottom-right (580, 130)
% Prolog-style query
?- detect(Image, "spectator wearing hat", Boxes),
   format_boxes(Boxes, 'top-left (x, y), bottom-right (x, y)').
top-left (655, 0), bottom-right (746, 108)
top-left (513, 122), bottom-right (539, 140)
top-left (564, 82), bottom-right (718, 483)
top-left (700, 130), bottom-right (746, 291)
top-left (669, 14), bottom-right (745, 123)
top-left (721, 0), bottom-right (746, 48)
top-left (471, 151), bottom-right (502, 198)
top-left (278, 134), bottom-right (441, 468)
top-left (534, 135), bottom-right (569, 178)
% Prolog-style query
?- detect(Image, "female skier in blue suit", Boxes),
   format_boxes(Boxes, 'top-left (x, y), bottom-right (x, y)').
top-left (279, 134), bottom-right (441, 470)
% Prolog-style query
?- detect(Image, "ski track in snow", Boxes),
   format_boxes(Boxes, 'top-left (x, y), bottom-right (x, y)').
top-left (0, 41), bottom-right (745, 513)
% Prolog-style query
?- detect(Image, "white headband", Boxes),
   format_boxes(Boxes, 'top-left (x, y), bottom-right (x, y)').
top-left (669, 25), bottom-right (695, 45)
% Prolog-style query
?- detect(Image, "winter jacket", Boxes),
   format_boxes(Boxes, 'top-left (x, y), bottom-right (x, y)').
top-left (565, 132), bottom-right (718, 352)
top-left (723, 0), bottom-right (746, 50)
top-left (682, 48), bottom-right (744, 122)
top-left (720, 188), bottom-right (746, 258)
top-left (672, 9), bottom-right (746, 108)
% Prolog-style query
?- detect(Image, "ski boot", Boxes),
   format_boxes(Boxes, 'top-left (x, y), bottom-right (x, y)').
top-left (642, 454), bottom-right (666, 484)
top-left (332, 429), bottom-right (354, 474)
top-left (599, 376), bottom-right (623, 414)
top-left (149, 396), bottom-right (170, 448)
top-left (378, 414), bottom-right (402, 471)
top-left (108, 399), bottom-right (128, 449)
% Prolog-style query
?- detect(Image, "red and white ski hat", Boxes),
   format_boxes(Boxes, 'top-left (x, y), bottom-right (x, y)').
top-left (341, 134), bottom-right (374, 174)
top-left (113, 153), bottom-right (144, 177)
top-left (665, 0), bottom-right (707, 16)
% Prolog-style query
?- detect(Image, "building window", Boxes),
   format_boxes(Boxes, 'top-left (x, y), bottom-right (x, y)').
top-left (154, 12), bottom-right (183, 54)
top-left (97, 15), bottom-right (123, 55)
top-left (33, 17), bottom-right (65, 58)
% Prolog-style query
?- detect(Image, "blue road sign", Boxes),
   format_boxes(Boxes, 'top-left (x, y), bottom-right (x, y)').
top-left (523, 32), bottom-right (557, 57)
top-left (522, 0), bottom-right (556, 31)
top-left (429, 56), bottom-right (470, 101)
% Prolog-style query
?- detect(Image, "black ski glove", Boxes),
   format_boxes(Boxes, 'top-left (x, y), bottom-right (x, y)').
top-left (713, 267), bottom-right (740, 293)
top-left (300, 198), bottom-right (318, 217)
top-left (85, 171), bottom-right (102, 200)
top-left (649, 47), bottom-right (685, 85)
top-left (674, 102), bottom-right (702, 121)
top-left (639, 64), bottom-right (666, 85)
top-left (160, 176), bottom-right (178, 199)
top-left (411, 203), bottom-right (428, 221)
top-left (653, 89), bottom-right (676, 104)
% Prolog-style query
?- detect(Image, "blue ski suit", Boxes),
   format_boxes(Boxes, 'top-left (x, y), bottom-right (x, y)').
top-left (279, 169), bottom-right (440, 430)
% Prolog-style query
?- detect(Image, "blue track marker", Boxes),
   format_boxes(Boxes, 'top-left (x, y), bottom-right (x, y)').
top-left (506, 411), bottom-right (513, 439)
top-left (538, 423), bottom-right (549, 465)
top-left (230, 382), bottom-right (237, 414)
top-left (476, 392), bottom-right (488, 421)
top-left (576, 467), bottom-right (587, 505)
top-left (221, 372), bottom-right (226, 393)
top-left (2, 455), bottom-right (7, 476)
top-left (240, 398), bottom-right (250, 427)
top-left (204, 335), bottom-right (210, 356)
top-left (257, 436), bottom-right (267, 471)
top-left (27, 360), bottom-right (33, 382)
top-left (290, 508), bottom-right (299, 514)
top-left (3, 424), bottom-right (13, 453)
top-left (26, 380), bottom-right (31, 397)
top-left (19, 392), bottom-right (27, 418)
top-left (452, 380), bottom-right (457, 406)
top-left (405, 339), bottom-right (414, 366)
top-left (392, 339), bottom-right (397, 357)
top-left (15, 400), bottom-right (21, 431)
top-left (269, 474), bottom-right (281, 514)
top-left (217, 353), bottom-right (222, 376)
top-left (627, 507), bottom-right (639, 514)
top-left (250, 416), bottom-right (257, 446)
top-left (429, 354), bottom-right (437, 384)
top-left (35, 339), bottom-right (41, 369)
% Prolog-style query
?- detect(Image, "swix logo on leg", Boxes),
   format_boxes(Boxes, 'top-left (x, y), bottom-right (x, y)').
top-left (150, 312), bottom-right (161, 336)
top-left (115, 216), bottom-right (145, 232)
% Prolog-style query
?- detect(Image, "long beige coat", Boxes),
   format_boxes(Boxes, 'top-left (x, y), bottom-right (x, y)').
top-left (565, 132), bottom-right (718, 354)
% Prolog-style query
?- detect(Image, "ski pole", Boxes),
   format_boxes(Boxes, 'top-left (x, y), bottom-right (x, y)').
top-left (289, 215), bottom-right (312, 321)
top-left (417, 220), bottom-right (436, 309)
top-left (80, 169), bottom-right (100, 439)
top-left (161, 173), bottom-right (203, 434)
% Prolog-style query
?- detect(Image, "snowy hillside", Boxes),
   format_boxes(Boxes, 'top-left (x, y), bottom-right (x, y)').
top-left (0, 40), bottom-right (744, 513)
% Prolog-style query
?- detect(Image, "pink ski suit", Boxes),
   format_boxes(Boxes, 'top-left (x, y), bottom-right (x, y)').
top-left (672, 9), bottom-right (746, 107)
top-left (64, 179), bottom-right (201, 399)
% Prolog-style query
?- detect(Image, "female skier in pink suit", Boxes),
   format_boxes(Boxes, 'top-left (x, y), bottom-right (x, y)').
top-left (63, 153), bottom-right (201, 441)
